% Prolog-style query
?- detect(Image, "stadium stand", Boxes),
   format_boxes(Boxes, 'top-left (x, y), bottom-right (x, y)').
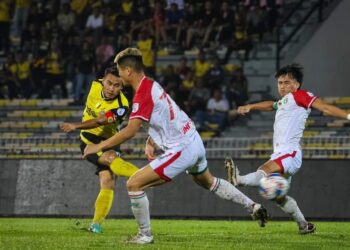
top-left (0, 0), bottom-right (347, 160)
top-left (0, 96), bottom-right (349, 159)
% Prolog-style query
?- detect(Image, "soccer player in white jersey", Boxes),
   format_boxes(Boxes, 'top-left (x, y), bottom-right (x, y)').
top-left (83, 48), bottom-right (268, 244)
top-left (226, 63), bottom-right (350, 234)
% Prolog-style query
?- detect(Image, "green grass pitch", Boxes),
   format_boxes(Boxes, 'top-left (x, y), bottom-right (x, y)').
top-left (0, 218), bottom-right (349, 249)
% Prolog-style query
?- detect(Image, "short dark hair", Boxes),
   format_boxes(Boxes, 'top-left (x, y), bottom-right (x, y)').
top-left (104, 67), bottom-right (119, 77)
top-left (117, 55), bottom-right (144, 72)
top-left (275, 63), bottom-right (304, 87)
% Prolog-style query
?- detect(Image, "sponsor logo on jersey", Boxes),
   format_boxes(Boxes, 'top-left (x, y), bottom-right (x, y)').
top-left (132, 103), bottom-right (139, 113)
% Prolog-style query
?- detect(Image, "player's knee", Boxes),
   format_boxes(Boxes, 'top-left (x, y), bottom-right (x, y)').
top-left (192, 173), bottom-right (213, 190)
top-left (99, 150), bottom-right (119, 165)
top-left (126, 177), bottom-right (141, 191)
top-left (99, 172), bottom-right (115, 189)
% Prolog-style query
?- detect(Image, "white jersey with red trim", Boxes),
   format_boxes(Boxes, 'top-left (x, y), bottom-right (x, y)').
top-left (130, 76), bottom-right (196, 150)
top-left (273, 89), bottom-right (318, 152)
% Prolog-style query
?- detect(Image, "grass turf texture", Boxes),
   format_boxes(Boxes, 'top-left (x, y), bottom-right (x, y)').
top-left (0, 219), bottom-right (349, 249)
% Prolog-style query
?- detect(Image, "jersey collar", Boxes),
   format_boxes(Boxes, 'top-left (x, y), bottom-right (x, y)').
top-left (101, 90), bottom-right (118, 101)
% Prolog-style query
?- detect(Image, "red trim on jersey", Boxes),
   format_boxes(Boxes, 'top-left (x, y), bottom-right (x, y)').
top-left (130, 77), bottom-right (154, 122)
top-left (160, 91), bottom-right (175, 120)
top-left (154, 151), bottom-right (182, 181)
top-left (273, 151), bottom-right (297, 175)
top-left (292, 90), bottom-right (318, 109)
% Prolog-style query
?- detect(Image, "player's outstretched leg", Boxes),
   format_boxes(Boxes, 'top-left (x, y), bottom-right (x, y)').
top-left (225, 157), bottom-right (268, 186)
top-left (194, 170), bottom-right (268, 227)
top-left (275, 196), bottom-right (316, 234)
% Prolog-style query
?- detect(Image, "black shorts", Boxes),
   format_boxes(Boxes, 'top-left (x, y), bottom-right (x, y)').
top-left (80, 132), bottom-right (121, 175)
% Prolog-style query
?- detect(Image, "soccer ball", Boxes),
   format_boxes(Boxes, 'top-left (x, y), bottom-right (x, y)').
top-left (258, 173), bottom-right (290, 200)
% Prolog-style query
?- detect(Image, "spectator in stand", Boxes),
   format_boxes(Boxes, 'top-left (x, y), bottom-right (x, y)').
top-left (176, 56), bottom-right (191, 80)
top-left (204, 56), bottom-right (225, 92)
top-left (177, 69), bottom-right (195, 110)
top-left (31, 51), bottom-right (47, 98)
top-left (215, 1), bottom-right (235, 45)
top-left (86, 7), bottom-right (103, 44)
top-left (186, 1), bottom-right (217, 49)
top-left (226, 68), bottom-right (249, 109)
top-left (57, 3), bottom-right (75, 35)
top-left (26, 3), bottom-right (44, 31)
top-left (20, 23), bottom-right (39, 51)
top-left (12, 0), bottom-right (31, 39)
top-left (2, 53), bottom-right (19, 98)
top-left (116, 34), bottom-right (132, 53)
top-left (222, 3), bottom-right (253, 63)
top-left (129, 5), bottom-right (151, 41)
top-left (185, 77), bottom-right (210, 116)
top-left (45, 50), bottom-right (67, 98)
top-left (150, 1), bottom-right (167, 47)
top-left (160, 64), bottom-right (181, 95)
top-left (102, 5), bottom-right (117, 37)
top-left (74, 41), bottom-right (96, 103)
top-left (70, 0), bottom-right (89, 29)
top-left (37, 26), bottom-right (51, 55)
top-left (0, 0), bottom-right (11, 53)
top-left (166, 0), bottom-right (184, 11)
top-left (16, 51), bottom-right (32, 98)
top-left (96, 36), bottom-right (115, 72)
top-left (195, 88), bottom-right (229, 133)
top-left (120, 0), bottom-right (134, 22)
top-left (193, 49), bottom-right (210, 79)
top-left (136, 29), bottom-right (156, 78)
top-left (165, 3), bottom-right (184, 46)
top-left (246, 6), bottom-right (267, 40)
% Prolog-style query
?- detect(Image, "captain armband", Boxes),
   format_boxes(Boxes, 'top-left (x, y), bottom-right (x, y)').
top-left (105, 110), bottom-right (116, 123)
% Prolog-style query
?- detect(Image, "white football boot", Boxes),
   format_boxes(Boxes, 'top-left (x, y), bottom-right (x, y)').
top-left (127, 232), bottom-right (154, 244)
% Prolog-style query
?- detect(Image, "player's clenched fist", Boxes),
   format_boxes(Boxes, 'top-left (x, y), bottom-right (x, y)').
top-left (237, 105), bottom-right (251, 115)
top-left (60, 123), bottom-right (76, 133)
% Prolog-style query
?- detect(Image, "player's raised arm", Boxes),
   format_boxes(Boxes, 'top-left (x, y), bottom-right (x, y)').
top-left (83, 118), bottom-right (143, 157)
top-left (237, 101), bottom-right (275, 115)
top-left (311, 98), bottom-right (350, 120)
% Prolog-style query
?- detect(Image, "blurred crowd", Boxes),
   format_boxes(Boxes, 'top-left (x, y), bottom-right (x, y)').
top-left (0, 0), bottom-right (290, 132)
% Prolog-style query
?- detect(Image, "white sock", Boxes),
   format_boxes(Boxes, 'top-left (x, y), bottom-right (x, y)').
top-left (276, 196), bottom-right (307, 228)
top-left (128, 191), bottom-right (152, 236)
top-left (239, 170), bottom-right (267, 186)
top-left (210, 177), bottom-right (255, 212)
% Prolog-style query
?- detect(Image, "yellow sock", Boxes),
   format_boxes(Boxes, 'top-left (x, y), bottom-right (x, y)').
top-left (92, 189), bottom-right (114, 224)
top-left (109, 158), bottom-right (139, 177)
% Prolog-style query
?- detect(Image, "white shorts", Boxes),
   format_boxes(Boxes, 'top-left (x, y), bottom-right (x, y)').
top-left (270, 149), bottom-right (302, 176)
top-left (149, 132), bottom-right (207, 181)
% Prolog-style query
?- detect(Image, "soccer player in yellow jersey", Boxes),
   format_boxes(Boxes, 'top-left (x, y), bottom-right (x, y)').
top-left (60, 67), bottom-right (139, 233)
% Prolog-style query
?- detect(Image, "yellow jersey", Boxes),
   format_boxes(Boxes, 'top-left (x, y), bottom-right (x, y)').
top-left (137, 39), bottom-right (154, 67)
top-left (81, 80), bottom-right (129, 143)
top-left (0, 2), bottom-right (10, 22)
top-left (194, 60), bottom-right (210, 78)
top-left (17, 61), bottom-right (30, 80)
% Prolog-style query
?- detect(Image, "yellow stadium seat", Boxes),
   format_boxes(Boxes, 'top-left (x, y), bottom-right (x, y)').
top-left (20, 99), bottom-right (38, 107)
top-left (27, 122), bottom-right (45, 129)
